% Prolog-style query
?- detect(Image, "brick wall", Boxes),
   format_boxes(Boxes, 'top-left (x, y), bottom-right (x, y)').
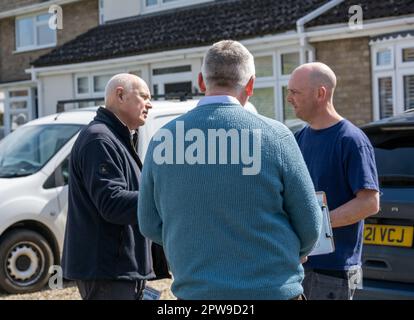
top-left (0, 0), bottom-right (98, 83)
top-left (314, 37), bottom-right (373, 125)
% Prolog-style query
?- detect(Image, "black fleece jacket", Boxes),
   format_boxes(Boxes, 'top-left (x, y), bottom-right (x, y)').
top-left (62, 107), bottom-right (158, 281)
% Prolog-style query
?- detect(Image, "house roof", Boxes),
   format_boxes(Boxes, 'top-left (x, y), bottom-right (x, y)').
top-left (307, 0), bottom-right (414, 27)
top-left (32, 0), bottom-right (414, 68)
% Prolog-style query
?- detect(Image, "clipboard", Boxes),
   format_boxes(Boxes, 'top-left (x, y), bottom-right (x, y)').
top-left (309, 191), bottom-right (335, 256)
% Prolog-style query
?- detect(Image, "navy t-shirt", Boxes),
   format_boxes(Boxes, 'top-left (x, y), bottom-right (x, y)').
top-left (295, 119), bottom-right (379, 270)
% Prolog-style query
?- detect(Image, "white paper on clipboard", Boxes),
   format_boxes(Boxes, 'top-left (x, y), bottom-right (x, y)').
top-left (309, 191), bottom-right (335, 256)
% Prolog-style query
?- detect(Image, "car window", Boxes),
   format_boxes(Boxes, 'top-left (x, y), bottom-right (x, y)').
top-left (0, 124), bottom-right (81, 178)
top-left (43, 156), bottom-right (70, 189)
top-left (368, 129), bottom-right (414, 187)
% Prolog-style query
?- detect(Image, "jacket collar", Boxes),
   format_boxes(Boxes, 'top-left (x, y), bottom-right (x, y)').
top-left (94, 106), bottom-right (133, 143)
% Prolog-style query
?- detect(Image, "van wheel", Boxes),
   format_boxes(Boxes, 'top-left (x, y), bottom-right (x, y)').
top-left (0, 229), bottom-right (54, 294)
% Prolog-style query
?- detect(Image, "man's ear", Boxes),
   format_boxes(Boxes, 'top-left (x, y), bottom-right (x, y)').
top-left (198, 73), bottom-right (206, 93)
top-left (245, 76), bottom-right (255, 97)
top-left (317, 86), bottom-right (327, 101)
top-left (116, 87), bottom-right (124, 103)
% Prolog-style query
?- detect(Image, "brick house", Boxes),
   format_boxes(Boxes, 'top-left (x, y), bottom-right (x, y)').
top-left (2, 0), bottom-right (414, 138)
top-left (0, 0), bottom-right (99, 138)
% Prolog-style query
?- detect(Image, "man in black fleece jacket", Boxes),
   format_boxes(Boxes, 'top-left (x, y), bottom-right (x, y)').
top-left (62, 73), bottom-right (168, 300)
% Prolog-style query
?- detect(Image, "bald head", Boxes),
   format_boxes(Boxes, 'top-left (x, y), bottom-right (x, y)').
top-left (105, 73), bottom-right (145, 105)
top-left (292, 62), bottom-right (337, 100)
top-left (104, 73), bottom-right (152, 130)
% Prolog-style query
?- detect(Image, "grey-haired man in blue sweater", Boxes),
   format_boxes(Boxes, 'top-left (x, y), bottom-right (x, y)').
top-left (138, 40), bottom-right (323, 300)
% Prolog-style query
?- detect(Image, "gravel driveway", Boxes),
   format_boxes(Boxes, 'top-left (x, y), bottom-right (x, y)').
top-left (0, 279), bottom-right (175, 300)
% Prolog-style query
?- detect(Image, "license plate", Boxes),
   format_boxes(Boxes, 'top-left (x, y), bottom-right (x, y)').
top-left (364, 224), bottom-right (414, 247)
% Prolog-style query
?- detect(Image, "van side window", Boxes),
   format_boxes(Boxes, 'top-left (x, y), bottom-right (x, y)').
top-left (43, 156), bottom-right (70, 189)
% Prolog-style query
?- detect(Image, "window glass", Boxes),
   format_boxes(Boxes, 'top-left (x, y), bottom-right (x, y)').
top-left (249, 87), bottom-right (275, 118)
top-left (146, 0), bottom-right (158, 6)
top-left (376, 49), bottom-right (392, 66)
top-left (16, 17), bottom-right (34, 48)
top-left (9, 90), bottom-right (28, 98)
top-left (0, 125), bottom-right (81, 177)
top-left (93, 74), bottom-right (112, 93)
top-left (281, 52), bottom-right (299, 75)
top-left (403, 48), bottom-right (414, 62)
top-left (77, 77), bottom-right (89, 94)
top-left (37, 24), bottom-right (55, 46)
top-left (369, 131), bottom-right (414, 187)
top-left (10, 101), bottom-right (27, 110)
top-left (282, 86), bottom-right (295, 121)
top-left (378, 77), bottom-right (393, 118)
top-left (255, 56), bottom-right (273, 78)
top-left (404, 75), bottom-right (414, 111)
top-left (152, 65), bottom-right (191, 75)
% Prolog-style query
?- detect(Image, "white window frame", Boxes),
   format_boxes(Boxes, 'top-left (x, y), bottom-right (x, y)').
top-left (252, 48), bottom-right (302, 123)
top-left (278, 49), bottom-right (301, 79)
top-left (252, 83), bottom-right (278, 119)
top-left (372, 45), bottom-right (394, 71)
top-left (372, 71), bottom-right (396, 120)
top-left (5, 88), bottom-right (33, 133)
top-left (396, 42), bottom-right (414, 69)
top-left (151, 61), bottom-right (194, 97)
top-left (142, 0), bottom-right (212, 14)
top-left (371, 39), bottom-right (414, 120)
top-left (254, 52), bottom-right (276, 82)
top-left (396, 67), bottom-right (414, 113)
top-left (15, 12), bottom-right (57, 53)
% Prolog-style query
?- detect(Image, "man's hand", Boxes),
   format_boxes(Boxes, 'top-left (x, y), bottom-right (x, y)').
top-left (300, 256), bottom-right (308, 264)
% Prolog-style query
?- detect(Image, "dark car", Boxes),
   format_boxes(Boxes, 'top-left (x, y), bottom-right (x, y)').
top-left (355, 109), bottom-right (414, 300)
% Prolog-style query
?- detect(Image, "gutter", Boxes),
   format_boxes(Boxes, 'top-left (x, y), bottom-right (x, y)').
top-left (0, 0), bottom-right (81, 19)
top-left (296, 0), bottom-right (345, 63)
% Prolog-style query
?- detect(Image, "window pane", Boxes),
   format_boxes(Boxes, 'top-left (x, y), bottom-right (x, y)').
top-left (282, 86), bottom-right (296, 121)
top-left (163, 0), bottom-right (177, 2)
top-left (164, 81), bottom-right (192, 95)
top-left (10, 113), bottom-right (28, 131)
top-left (9, 90), bottom-right (28, 98)
top-left (10, 101), bottom-right (27, 110)
top-left (146, 0), bottom-right (158, 6)
top-left (77, 77), bottom-right (89, 94)
top-left (403, 48), bottom-right (414, 62)
top-left (249, 87), bottom-right (275, 118)
top-left (0, 125), bottom-right (81, 177)
top-left (0, 91), bottom-right (4, 139)
top-left (152, 65), bottom-right (191, 75)
top-left (37, 24), bottom-right (55, 45)
top-left (378, 77), bottom-right (393, 119)
top-left (93, 74), bottom-right (112, 93)
top-left (255, 56), bottom-right (273, 78)
top-left (281, 52), bottom-right (299, 75)
top-left (376, 49), bottom-right (391, 66)
top-left (369, 131), bottom-right (414, 187)
top-left (404, 75), bottom-right (414, 111)
top-left (36, 13), bottom-right (50, 22)
top-left (16, 17), bottom-right (34, 48)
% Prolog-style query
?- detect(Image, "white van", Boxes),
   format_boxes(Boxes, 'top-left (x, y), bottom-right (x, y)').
top-left (0, 100), bottom-right (258, 293)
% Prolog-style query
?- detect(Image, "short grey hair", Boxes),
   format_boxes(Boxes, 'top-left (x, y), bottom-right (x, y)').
top-left (201, 40), bottom-right (255, 92)
top-left (104, 73), bottom-right (136, 104)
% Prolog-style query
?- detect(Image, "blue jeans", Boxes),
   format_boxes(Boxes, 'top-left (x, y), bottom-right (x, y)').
top-left (303, 268), bottom-right (362, 300)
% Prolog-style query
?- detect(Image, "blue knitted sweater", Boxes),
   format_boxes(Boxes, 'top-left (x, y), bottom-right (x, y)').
top-left (138, 102), bottom-right (322, 300)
